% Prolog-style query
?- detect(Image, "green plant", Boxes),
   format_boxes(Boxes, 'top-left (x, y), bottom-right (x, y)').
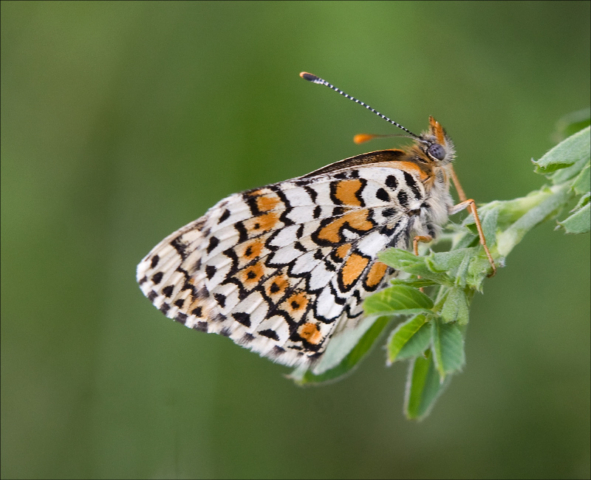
top-left (290, 113), bottom-right (590, 420)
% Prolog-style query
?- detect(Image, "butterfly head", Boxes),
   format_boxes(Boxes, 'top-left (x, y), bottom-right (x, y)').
top-left (417, 116), bottom-right (456, 166)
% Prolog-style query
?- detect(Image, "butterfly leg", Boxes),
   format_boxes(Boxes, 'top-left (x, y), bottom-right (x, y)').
top-left (413, 235), bottom-right (433, 292)
top-left (413, 235), bottom-right (433, 256)
top-left (449, 200), bottom-right (496, 277)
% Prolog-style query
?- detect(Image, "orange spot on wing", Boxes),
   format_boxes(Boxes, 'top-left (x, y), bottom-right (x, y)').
top-left (240, 262), bottom-right (265, 285)
top-left (334, 179), bottom-right (362, 206)
top-left (388, 161), bottom-right (429, 181)
top-left (335, 243), bottom-right (351, 259)
top-left (286, 292), bottom-right (308, 312)
top-left (317, 210), bottom-right (374, 244)
top-left (266, 274), bottom-right (289, 297)
top-left (341, 253), bottom-right (370, 287)
top-left (256, 195), bottom-right (280, 212)
top-left (242, 240), bottom-right (264, 260)
top-left (299, 323), bottom-right (322, 345)
top-left (246, 212), bottom-right (279, 233)
top-left (365, 261), bottom-right (388, 288)
top-left (429, 116), bottom-right (445, 144)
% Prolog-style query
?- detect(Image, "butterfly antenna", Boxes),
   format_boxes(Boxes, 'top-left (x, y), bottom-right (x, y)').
top-left (300, 72), bottom-right (421, 140)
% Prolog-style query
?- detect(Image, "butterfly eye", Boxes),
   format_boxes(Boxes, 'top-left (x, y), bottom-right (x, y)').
top-left (427, 143), bottom-right (446, 161)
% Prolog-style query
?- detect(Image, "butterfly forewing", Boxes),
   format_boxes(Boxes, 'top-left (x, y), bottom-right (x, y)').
top-left (137, 150), bottom-right (430, 367)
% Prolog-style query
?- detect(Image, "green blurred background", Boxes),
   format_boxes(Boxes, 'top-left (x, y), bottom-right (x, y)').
top-left (2, 2), bottom-right (590, 479)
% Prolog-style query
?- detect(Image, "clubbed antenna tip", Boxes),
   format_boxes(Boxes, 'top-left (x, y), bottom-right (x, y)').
top-left (299, 72), bottom-right (320, 83)
top-left (298, 71), bottom-right (420, 139)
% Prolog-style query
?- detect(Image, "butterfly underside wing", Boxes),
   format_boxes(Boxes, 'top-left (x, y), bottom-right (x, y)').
top-left (138, 145), bottom-right (456, 368)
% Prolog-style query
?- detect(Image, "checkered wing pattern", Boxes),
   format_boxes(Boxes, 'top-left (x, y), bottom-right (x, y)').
top-left (137, 153), bottom-right (429, 367)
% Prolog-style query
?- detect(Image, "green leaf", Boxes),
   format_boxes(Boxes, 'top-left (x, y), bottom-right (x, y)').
top-left (390, 277), bottom-right (438, 289)
top-left (485, 189), bottom-right (557, 230)
top-left (572, 192), bottom-right (590, 212)
top-left (451, 231), bottom-right (479, 250)
top-left (481, 205), bottom-right (500, 247)
top-left (465, 254), bottom-right (495, 291)
top-left (496, 184), bottom-right (571, 256)
top-left (425, 248), bottom-right (492, 290)
top-left (551, 156), bottom-right (590, 185)
top-left (533, 160), bottom-right (575, 175)
top-left (378, 249), bottom-right (453, 286)
top-left (571, 163), bottom-right (590, 195)
top-left (311, 314), bottom-right (382, 374)
top-left (426, 248), bottom-right (475, 273)
top-left (453, 252), bottom-right (472, 288)
top-left (431, 320), bottom-right (465, 379)
top-left (533, 126), bottom-right (590, 176)
top-left (364, 285), bottom-right (434, 317)
top-left (289, 316), bottom-right (391, 385)
top-left (440, 288), bottom-right (470, 325)
top-left (557, 202), bottom-right (590, 234)
top-left (387, 315), bottom-right (431, 363)
top-left (404, 352), bottom-right (450, 420)
top-left (458, 203), bottom-right (499, 247)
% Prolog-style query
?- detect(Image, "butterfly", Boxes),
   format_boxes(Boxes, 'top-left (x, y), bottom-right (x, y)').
top-left (137, 72), bottom-right (495, 369)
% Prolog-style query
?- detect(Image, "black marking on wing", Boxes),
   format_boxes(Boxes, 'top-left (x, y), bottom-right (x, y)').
top-left (270, 346), bottom-right (286, 358)
top-left (259, 329), bottom-right (280, 341)
top-left (234, 222), bottom-right (248, 243)
top-left (376, 188), bottom-right (390, 202)
top-left (174, 299), bottom-right (185, 308)
top-left (151, 255), bottom-right (160, 268)
top-left (272, 187), bottom-right (296, 227)
top-left (238, 333), bottom-right (255, 345)
top-left (152, 272), bottom-right (163, 284)
top-left (194, 322), bottom-right (209, 332)
top-left (171, 237), bottom-right (190, 260)
top-left (159, 303), bottom-right (170, 315)
top-left (233, 312), bottom-right (251, 327)
top-left (293, 241), bottom-right (307, 253)
top-left (304, 185), bottom-right (318, 203)
top-left (397, 190), bottom-right (409, 208)
top-left (206, 236), bottom-right (220, 254)
top-left (218, 209), bottom-right (231, 224)
top-left (403, 171), bottom-right (423, 199)
top-left (205, 265), bottom-right (217, 279)
top-left (214, 293), bottom-right (226, 308)
top-left (386, 175), bottom-right (398, 189)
